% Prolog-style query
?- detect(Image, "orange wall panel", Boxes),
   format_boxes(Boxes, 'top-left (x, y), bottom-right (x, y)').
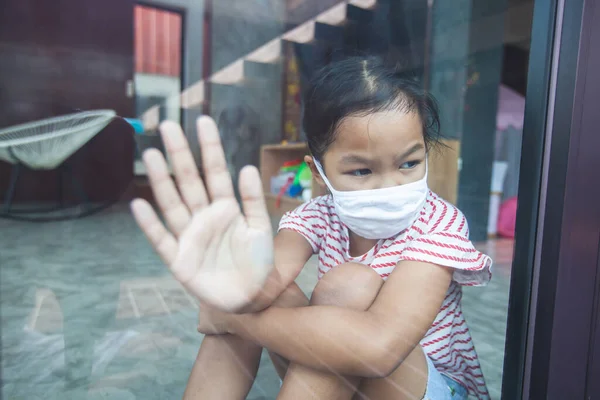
top-left (134, 5), bottom-right (181, 77)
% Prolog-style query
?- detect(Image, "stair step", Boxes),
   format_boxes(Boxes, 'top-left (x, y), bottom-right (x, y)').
top-left (284, 0), bottom-right (341, 31)
top-left (244, 59), bottom-right (282, 80)
top-left (314, 22), bottom-right (344, 46)
top-left (289, 40), bottom-right (335, 78)
top-left (346, 4), bottom-right (375, 23)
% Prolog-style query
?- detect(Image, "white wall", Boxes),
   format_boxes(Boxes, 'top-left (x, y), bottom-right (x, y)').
top-left (134, 73), bottom-right (181, 123)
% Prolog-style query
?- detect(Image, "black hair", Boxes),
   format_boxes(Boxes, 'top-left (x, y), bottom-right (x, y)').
top-left (303, 56), bottom-right (442, 161)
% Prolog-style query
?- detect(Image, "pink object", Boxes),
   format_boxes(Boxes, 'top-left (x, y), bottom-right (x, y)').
top-left (498, 197), bottom-right (518, 238)
top-left (496, 85), bottom-right (525, 131)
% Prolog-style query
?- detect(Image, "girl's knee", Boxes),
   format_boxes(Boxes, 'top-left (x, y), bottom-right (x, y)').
top-left (310, 262), bottom-right (383, 310)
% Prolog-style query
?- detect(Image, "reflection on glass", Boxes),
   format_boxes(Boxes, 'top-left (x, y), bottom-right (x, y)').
top-left (134, 4), bottom-right (182, 124)
top-left (133, 4), bottom-right (183, 176)
top-left (0, 0), bottom-right (533, 399)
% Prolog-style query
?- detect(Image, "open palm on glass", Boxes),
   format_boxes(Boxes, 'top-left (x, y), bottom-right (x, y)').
top-left (131, 117), bottom-right (274, 312)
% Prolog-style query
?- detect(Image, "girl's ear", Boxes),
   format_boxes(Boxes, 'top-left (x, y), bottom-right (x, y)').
top-left (304, 155), bottom-right (326, 188)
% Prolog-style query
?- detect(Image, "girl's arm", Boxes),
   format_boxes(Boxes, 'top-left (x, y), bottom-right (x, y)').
top-left (227, 260), bottom-right (452, 377)
top-left (238, 229), bottom-right (313, 313)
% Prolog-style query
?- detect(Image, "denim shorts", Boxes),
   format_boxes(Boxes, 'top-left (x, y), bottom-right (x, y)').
top-left (422, 355), bottom-right (468, 400)
top-left (277, 356), bottom-right (468, 399)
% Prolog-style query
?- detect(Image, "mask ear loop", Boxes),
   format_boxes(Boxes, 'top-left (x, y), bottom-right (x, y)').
top-left (313, 159), bottom-right (336, 194)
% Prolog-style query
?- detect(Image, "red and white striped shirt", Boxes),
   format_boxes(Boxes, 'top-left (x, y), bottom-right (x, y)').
top-left (279, 191), bottom-right (493, 399)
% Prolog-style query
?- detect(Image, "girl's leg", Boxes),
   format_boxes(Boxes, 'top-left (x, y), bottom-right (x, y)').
top-left (276, 263), bottom-right (385, 400)
top-left (183, 283), bottom-right (308, 400)
top-left (277, 263), bottom-right (430, 400)
top-left (183, 334), bottom-right (262, 399)
top-left (184, 263), bottom-right (430, 400)
top-left (266, 285), bottom-right (311, 379)
top-left (352, 346), bottom-right (428, 400)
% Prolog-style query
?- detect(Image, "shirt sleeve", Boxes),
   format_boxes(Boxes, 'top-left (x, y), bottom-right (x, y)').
top-left (400, 206), bottom-right (492, 286)
top-left (278, 197), bottom-right (329, 253)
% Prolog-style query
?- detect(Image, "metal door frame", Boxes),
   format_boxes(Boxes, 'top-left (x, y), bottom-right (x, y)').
top-left (502, 0), bottom-right (600, 398)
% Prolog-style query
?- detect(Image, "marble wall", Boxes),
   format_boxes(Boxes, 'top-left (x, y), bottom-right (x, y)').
top-left (209, 0), bottom-right (286, 194)
top-left (428, 0), bottom-right (471, 140)
top-left (457, 0), bottom-right (507, 242)
top-left (429, 0), bottom-right (508, 241)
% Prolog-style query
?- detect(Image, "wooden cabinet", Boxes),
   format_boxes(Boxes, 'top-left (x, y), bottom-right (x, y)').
top-left (260, 143), bottom-right (325, 218)
top-left (428, 139), bottom-right (460, 205)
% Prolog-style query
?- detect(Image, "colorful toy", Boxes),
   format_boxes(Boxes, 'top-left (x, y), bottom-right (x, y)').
top-left (294, 162), bottom-right (312, 188)
top-left (280, 159), bottom-right (303, 173)
top-left (273, 161), bottom-right (314, 208)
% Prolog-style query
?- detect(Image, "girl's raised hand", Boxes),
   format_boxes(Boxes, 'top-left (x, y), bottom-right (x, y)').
top-left (131, 117), bottom-right (274, 312)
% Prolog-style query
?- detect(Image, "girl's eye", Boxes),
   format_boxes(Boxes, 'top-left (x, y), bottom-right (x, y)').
top-left (400, 160), bottom-right (420, 169)
top-left (349, 168), bottom-right (372, 177)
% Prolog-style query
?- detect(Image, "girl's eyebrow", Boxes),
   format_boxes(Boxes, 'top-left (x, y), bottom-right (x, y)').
top-left (339, 154), bottom-right (372, 165)
top-left (339, 143), bottom-right (424, 165)
top-left (396, 143), bottom-right (425, 161)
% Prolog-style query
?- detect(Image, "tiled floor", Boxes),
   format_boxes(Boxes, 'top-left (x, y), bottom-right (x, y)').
top-left (0, 206), bottom-right (512, 399)
top-left (462, 240), bottom-right (513, 400)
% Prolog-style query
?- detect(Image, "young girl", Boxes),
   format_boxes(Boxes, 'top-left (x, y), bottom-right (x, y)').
top-left (131, 56), bottom-right (492, 400)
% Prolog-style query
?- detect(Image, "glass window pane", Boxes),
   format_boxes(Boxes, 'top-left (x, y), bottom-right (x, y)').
top-left (0, 0), bottom-right (536, 399)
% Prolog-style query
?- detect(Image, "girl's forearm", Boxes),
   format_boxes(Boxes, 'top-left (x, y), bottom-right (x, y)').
top-left (227, 305), bottom-right (409, 378)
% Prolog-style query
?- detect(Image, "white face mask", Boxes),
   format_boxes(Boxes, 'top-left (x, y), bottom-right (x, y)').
top-left (314, 159), bottom-right (429, 240)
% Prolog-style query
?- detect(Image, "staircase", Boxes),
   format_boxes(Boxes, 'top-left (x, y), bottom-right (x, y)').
top-left (138, 0), bottom-right (426, 132)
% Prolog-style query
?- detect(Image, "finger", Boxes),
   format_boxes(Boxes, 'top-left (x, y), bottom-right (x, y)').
top-left (131, 198), bottom-right (178, 266)
top-left (143, 149), bottom-right (191, 236)
top-left (196, 116), bottom-right (235, 201)
top-left (238, 165), bottom-right (271, 231)
top-left (159, 121), bottom-right (208, 213)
